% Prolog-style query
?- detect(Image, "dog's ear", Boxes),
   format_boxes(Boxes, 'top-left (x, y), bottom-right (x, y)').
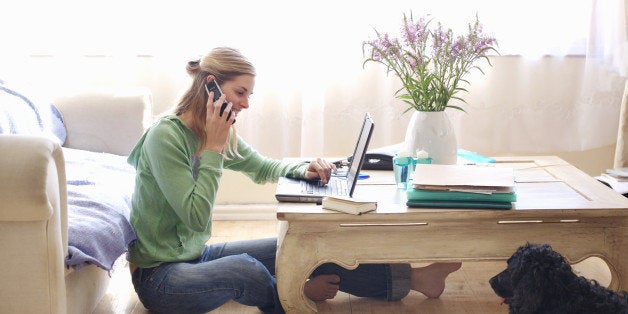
top-left (510, 262), bottom-right (546, 312)
top-left (509, 243), bottom-right (557, 312)
top-left (509, 244), bottom-right (536, 283)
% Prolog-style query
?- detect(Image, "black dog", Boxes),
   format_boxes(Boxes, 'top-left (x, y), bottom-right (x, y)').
top-left (489, 243), bottom-right (628, 314)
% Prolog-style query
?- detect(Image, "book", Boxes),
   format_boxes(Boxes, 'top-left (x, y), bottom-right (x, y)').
top-left (406, 199), bottom-right (512, 209)
top-left (606, 167), bottom-right (628, 178)
top-left (596, 174), bottom-right (628, 194)
top-left (406, 188), bottom-right (517, 203)
top-left (602, 168), bottom-right (628, 182)
top-left (321, 196), bottom-right (377, 215)
top-left (601, 173), bottom-right (628, 183)
top-left (412, 164), bottom-right (515, 193)
top-left (457, 149), bottom-right (496, 164)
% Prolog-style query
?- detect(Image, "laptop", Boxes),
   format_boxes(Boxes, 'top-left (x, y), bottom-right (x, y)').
top-left (275, 112), bottom-right (375, 203)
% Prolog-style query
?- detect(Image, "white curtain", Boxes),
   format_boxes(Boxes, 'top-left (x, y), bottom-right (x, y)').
top-left (1, 0), bottom-right (626, 158)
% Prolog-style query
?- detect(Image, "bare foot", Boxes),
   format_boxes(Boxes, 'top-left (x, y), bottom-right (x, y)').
top-left (411, 262), bottom-right (462, 298)
top-left (304, 274), bottom-right (341, 301)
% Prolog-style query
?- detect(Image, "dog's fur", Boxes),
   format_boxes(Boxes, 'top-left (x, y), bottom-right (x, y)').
top-left (489, 243), bottom-right (628, 314)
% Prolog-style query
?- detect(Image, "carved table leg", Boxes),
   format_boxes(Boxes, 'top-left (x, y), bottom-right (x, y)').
top-left (276, 223), bottom-right (321, 313)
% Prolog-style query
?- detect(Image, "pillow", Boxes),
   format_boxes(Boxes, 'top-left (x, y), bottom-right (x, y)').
top-left (0, 79), bottom-right (66, 145)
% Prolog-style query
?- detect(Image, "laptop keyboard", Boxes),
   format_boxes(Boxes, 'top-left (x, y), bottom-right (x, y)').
top-left (302, 178), bottom-right (349, 196)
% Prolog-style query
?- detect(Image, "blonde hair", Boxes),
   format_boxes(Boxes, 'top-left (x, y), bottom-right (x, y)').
top-left (175, 47), bottom-right (256, 158)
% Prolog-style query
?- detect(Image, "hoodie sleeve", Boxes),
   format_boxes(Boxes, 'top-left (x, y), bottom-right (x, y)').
top-left (224, 135), bottom-right (308, 184)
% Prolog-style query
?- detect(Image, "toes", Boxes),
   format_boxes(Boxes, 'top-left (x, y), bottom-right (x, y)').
top-left (305, 275), bottom-right (341, 301)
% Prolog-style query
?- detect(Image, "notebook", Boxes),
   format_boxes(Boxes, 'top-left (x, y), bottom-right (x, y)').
top-left (275, 112), bottom-right (375, 203)
top-left (412, 164), bottom-right (515, 193)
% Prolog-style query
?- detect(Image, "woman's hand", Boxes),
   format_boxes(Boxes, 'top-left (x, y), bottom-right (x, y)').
top-left (304, 158), bottom-right (337, 185)
top-left (200, 91), bottom-right (235, 153)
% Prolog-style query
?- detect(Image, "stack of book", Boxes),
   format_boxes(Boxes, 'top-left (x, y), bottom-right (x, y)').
top-left (407, 164), bottom-right (517, 209)
top-left (600, 168), bottom-right (628, 183)
top-left (596, 167), bottom-right (628, 195)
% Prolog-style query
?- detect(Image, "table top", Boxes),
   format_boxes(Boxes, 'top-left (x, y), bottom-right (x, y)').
top-left (277, 156), bottom-right (628, 220)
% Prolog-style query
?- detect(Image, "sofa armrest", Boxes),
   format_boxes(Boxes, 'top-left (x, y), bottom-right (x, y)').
top-left (0, 134), bottom-right (68, 313)
top-left (0, 135), bottom-right (66, 223)
top-left (54, 88), bottom-right (152, 156)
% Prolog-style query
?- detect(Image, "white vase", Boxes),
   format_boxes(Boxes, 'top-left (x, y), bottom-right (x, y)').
top-left (403, 110), bottom-right (457, 165)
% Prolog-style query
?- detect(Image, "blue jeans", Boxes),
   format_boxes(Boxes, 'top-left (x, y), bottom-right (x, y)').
top-left (131, 238), bottom-right (410, 314)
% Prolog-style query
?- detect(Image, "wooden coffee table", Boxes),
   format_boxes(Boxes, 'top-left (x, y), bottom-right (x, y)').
top-left (275, 156), bottom-right (628, 313)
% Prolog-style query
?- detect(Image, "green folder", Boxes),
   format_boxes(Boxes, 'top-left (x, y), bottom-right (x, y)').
top-left (406, 188), bottom-right (517, 203)
top-left (406, 199), bottom-right (512, 209)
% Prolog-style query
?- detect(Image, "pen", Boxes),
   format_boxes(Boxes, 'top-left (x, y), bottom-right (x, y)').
top-left (331, 172), bottom-right (369, 179)
top-left (303, 159), bottom-right (348, 167)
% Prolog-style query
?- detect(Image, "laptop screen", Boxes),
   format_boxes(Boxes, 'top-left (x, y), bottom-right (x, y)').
top-left (346, 112), bottom-right (374, 195)
top-left (274, 112), bottom-right (375, 203)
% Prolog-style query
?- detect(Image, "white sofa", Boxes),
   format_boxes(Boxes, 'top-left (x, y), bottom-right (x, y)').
top-left (0, 87), bottom-right (151, 313)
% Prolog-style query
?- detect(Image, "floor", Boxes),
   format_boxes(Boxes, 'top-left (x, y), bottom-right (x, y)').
top-left (94, 220), bottom-right (612, 314)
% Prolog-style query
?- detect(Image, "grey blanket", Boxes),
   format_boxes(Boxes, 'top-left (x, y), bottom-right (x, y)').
top-left (63, 148), bottom-right (137, 270)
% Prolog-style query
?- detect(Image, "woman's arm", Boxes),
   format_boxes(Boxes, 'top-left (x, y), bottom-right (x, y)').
top-left (224, 136), bottom-right (307, 184)
top-left (142, 121), bottom-right (221, 231)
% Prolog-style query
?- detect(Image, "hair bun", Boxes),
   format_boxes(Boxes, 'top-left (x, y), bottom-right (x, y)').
top-left (186, 59), bottom-right (201, 75)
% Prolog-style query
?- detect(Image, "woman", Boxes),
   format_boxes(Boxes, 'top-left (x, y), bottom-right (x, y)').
top-left (127, 47), bottom-right (461, 314)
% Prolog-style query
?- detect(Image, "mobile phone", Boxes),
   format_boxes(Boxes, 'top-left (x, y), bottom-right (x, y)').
top-left (204, 80), bottom-right (235, 123)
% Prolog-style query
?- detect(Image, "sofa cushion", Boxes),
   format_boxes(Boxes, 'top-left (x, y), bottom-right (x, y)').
top-left (0, 78), bottom-right (66, 145)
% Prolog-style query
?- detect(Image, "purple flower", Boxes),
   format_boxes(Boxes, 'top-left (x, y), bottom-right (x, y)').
top-left (408, 57), bottom-right (417, 70)
top-left (451, 38), bottom-right (465, 59)
top-left (363, 11), bottom-right (498, 112)
top-left (372, 50), bottom-right (383, 61)
top-left (402, 24), bottom-right (418, 45)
